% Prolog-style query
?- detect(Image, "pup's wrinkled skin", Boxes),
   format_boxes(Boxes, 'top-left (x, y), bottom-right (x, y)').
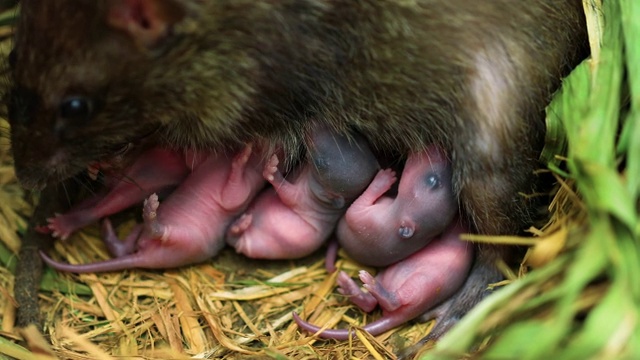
top-left (41, 146), bottom-right (265, 272)
top-left (227, 127), bottom-right (378, 259)
top-left (10, 0), bottom-right (587, 343)
top-left (295, 221), bottom-right (473, 340)
top-left (337, 146), bottom-right (456, 267)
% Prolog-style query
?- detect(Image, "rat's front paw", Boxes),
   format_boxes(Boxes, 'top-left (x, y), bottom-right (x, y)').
top-left (371, 168), bottom-right (397, 191)
top-left (262, 154), bottom-right (280, 181)
top-left (47, 213), bottom-right (82, 240)
top-left (233, 143), bottom-right (254, 168)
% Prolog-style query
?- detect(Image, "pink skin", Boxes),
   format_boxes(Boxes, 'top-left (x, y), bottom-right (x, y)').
top-left (336, 145), bottom-right (457, 267)
top-left (226, 155), bottom-right (336, 259)
top-left (46, 147), bottom-right (191, 240)
top-left (226, 128), bottom-right (378, 259)
top-left (40, 145), bottom-right (266, 272)
top-left (294, 220), bottom-right (473, 340)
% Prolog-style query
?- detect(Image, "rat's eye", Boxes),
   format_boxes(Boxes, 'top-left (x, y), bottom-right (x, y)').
top-left (59, 96), bottom-right (93, 122)
top-left (425, 173), bottom-right (441, 189)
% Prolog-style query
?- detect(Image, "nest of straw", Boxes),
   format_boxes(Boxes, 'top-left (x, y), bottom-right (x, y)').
top-left (1, 0), bottom-right (638, 359)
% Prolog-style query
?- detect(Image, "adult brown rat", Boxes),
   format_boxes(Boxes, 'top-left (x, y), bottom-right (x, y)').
top-left (7, 0), bottom-right (587, 350)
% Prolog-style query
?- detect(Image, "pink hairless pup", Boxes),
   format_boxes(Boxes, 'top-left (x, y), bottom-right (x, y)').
top-left (294, 220), bottom-right (473, 340)
top-left (336, 145), bottom-right (457, 267)
top-left (227, 125), bottom-right (379, 259)
top-left (41, 145), bottom-right (266, 272)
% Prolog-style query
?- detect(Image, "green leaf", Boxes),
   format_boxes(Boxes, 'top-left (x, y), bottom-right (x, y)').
top-left (542, 61), bottom-right (592, 167)
top-left (0, 336), bottom-right (32, 360)
top-left (620, 0), bottom-right (640, 204)
top-left (574, 163), bottom-right (637, 229)
top-left (40, 268), bottom-right (93, 295)
top-left (483, 321), bottom-right (563, 360)
top-left (560, 282), bottom-right (636, 360)
top-left (623, 110), bottom-right (640, 207)
top-left (621, 0), bottom-right (640, 111)
top-left (420, 258), bottom-right (569, 360)
top-left (0, 241), bottom-right (16, 271)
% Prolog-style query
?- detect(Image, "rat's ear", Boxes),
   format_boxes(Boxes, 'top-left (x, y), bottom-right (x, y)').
top-left (398, 219), bottom-right (416, 239)
top-left (107, 0), bottom-right (185, 49)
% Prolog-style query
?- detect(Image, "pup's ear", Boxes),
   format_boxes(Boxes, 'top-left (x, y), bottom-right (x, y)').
top-left (107, 0), bottom-right (185, 48)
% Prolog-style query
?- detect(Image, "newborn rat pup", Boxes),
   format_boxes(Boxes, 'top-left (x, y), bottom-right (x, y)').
top-left (336, 145), bottom-right (456, 267)
top-left (226, 126), bottom-right (378, 259)
top-left (46, 147), bottom-right (191, 240)
top-left (294, 220), bottom-right (474, 340)
top-left (41, 145), bottom-right (266, 272)
top-left (10, 0), bottom-right (587, 343)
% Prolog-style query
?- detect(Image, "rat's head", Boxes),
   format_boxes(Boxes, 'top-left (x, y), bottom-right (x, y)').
top-left (8, 0), bottom-right (272, 189)
top-left (8, 0), bottom-right (180, 189)
top-left (306, 124), bottom-right (379, 204)
top-left (398, 145), bottom-right (454, 206)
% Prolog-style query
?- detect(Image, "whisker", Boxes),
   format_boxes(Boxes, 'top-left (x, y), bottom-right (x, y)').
top-left (71, 173), bottom-right (99, 197)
